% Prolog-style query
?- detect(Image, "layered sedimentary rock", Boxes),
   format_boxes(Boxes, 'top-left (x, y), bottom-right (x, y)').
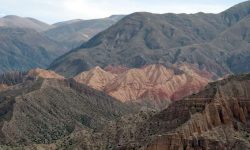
top-left (74, 64), bottom-right (211, 109)
top-left (2, 74), bottom-right (250, 150)
top-left (130, 74), bottom-right (250, 150)
top-left (74, 66), bottom-right (116, 91)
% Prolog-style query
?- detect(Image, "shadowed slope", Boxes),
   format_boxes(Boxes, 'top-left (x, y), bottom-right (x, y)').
top-left (0, 77), bottom-right (133, 145)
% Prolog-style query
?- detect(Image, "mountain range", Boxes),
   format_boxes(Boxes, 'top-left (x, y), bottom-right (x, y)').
top-left (49, 1), bottom-right (250, 77)
top-left (0, 15), bottom-right (123, 74)
top-left (0, 27), bottom-right (66, 73)
top-left (0, 1), bottom-right (250, 150)
top-left (44, 15), bottom-right (124, 49)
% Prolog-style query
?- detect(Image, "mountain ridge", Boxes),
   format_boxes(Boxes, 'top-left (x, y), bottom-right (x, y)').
top-left (0, 77), bottom-right (134, 145)
top-left (49, 1), bottom-right (250, 77)
top-left (44, 15), bottom-right (125, 49)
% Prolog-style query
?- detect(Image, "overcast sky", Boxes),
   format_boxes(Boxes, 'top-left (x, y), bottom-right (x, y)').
top-left (0, 0), bottom-right (246, 24)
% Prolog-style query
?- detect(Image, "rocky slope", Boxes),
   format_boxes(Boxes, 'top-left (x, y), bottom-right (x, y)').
top-left (74, 64), bottom-right (211, 109)
top-left (121, 73), bottom-right (250, 149)
top-left (49, 1), bottom-right (250, 77)
top-left (0, 76), bottom-right (133, 146)
top-left (44, 15), bottom-right (124, 49)
top-left (74, 66), bottom-right (116, 91)
top-left (14, 73), bottom-right (250, 150)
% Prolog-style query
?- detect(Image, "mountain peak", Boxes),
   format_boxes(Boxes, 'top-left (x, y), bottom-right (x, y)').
top-left (3, 15), bottom-right (21, 19)
top-left (74, 66), bottom-right (116, 90)
top-left (0, 15), bottom-right (50, 32)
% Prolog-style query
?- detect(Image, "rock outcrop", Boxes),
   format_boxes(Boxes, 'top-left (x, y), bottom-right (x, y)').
top-left (126, 73), bottom-right (250, 149)
top-left (74, 66), bottom-right (116, 91)
top-left (1, 73), bottom-right (250, 150)
top-left (74, 64), bottom-right (211, 109)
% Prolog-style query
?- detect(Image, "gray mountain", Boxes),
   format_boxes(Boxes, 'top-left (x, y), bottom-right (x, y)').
top-left (0, 27), bottom-right (67, 73)
top-left (0, 15), bottom-right (126, 74)
top-left (0, 15), bottom-right (51, 32)
top-left (49, 1), bottom-right (250, 77)
top-left (44, 15), bottom-right (124, 49)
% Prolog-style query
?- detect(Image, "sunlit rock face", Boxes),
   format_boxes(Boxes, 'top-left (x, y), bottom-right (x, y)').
top-left (74, 64), bottom-right (211, 109)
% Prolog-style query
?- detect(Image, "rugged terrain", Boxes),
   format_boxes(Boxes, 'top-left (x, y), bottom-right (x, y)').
top-left (74, 64), bottom-right (211, 109)
top-left (6, 72), bottom-right (250, 150)
top-left (135, 73), bottom-right (250, 149)
top-left (49, 1), bottom-right (250, 77)
top-left (0, 1), bottom-right (250, 150)
top-left (0, 15), bottom-right (51, 32)
top-left (0, 69), bottom-right (134, 146)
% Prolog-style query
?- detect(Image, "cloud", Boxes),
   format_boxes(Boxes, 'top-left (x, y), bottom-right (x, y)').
top-left (0, 0), bottom-right (246, 23)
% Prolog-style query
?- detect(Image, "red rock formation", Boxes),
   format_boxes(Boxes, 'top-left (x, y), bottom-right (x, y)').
top-left (74, 64), bottom-right (211, 107)
top-left (137, 74), bottom-right (250, 150)
top-left (27, 68), bottom-right (65, 79)
top-left (74, 66), bottom-right (116, 91)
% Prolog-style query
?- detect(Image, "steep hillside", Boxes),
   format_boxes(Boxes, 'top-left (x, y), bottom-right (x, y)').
top-left (49, 1), bottom-right (250, 77)
top-left (44, 15), bottom-right (124, 49)
top-left (0, 27), bottom-right (67, 73)
top-left (74, 64), bottom-right (211, 109)
top-left (0, 15), bottom-right (51, 32)
top-left (220, 0), bottom-right (250, 26)
top-left (74, 66), bottom-right (116, 91)
top-left (168, 14), bottom-right (250, 76)
top-left (0, 77), bottom-right (133, 145)
top-left (16, 73), bottom-right (250, 150)
top-left (120, 73), bottom-right (250, 149)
